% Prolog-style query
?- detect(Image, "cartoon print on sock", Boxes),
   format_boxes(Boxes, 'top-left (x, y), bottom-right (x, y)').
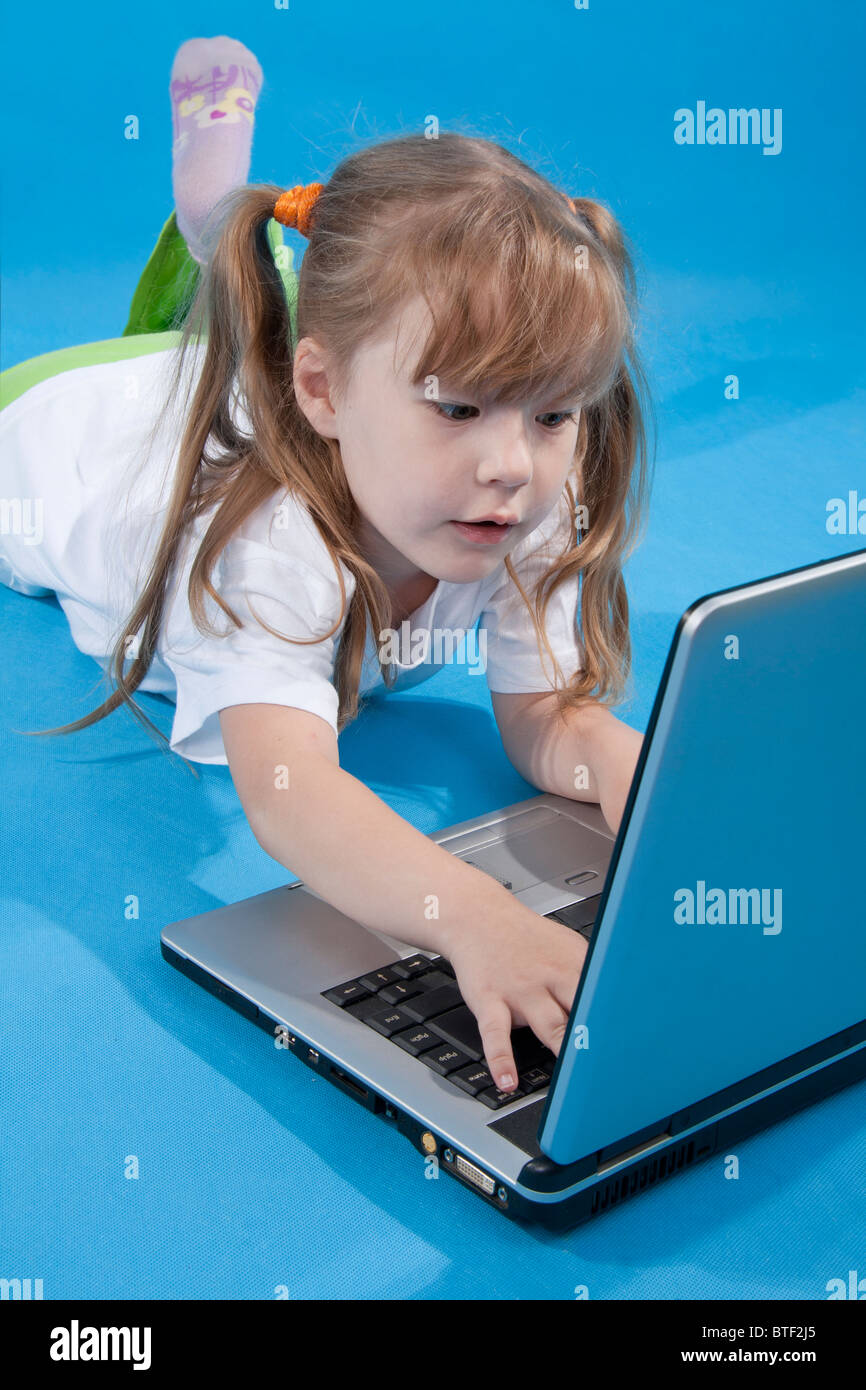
top-left (171, 65), bottom-right (260, 150)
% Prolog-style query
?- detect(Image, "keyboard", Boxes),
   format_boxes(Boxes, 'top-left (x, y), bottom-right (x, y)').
top-left (320, 895), bottom-right (600, 1110)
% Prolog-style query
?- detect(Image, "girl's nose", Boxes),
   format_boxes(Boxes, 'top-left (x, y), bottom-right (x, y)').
top-left (477, 424), bottom-right (534, 489)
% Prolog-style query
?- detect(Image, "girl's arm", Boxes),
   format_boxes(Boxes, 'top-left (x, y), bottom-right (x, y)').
top-left (219, 703), bottom-right (589, 1093)
top-left (491, 690), bottom-right (644, 833)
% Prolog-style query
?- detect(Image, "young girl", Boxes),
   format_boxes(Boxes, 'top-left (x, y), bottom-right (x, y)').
top-left (0, 37), bottom-right (652, 1099)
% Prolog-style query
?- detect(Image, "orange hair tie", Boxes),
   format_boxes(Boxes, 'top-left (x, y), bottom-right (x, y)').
top-left (273, 182), bottom-right (324, 238)
top-left (562, 193), bottom-right (578, 214)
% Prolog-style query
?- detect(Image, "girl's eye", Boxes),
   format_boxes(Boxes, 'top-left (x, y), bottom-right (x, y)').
top-left (429, 402), bottom-right (578, 429)
top-left (537, 410), bottom-right (579, 429)
top-left (431, 401), bottom-right (478, 423)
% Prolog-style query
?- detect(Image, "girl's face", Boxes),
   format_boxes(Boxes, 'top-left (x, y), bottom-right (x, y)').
top-left (293, 293), bottom-right (581, 593)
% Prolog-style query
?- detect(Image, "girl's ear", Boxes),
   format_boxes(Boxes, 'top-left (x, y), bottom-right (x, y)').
top-left (293, 336), bottom-right (341, 439)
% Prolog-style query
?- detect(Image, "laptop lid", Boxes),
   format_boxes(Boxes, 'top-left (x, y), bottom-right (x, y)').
top-left (539, 548), bottom-right (866, 1166)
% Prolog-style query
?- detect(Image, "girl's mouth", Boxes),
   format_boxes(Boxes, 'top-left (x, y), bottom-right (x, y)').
top-left (450, 520), bottom-right (514, 544)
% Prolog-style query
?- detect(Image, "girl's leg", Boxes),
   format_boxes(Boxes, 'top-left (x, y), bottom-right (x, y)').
top-left (121, 209), bottom-right (200, 337)
top-left (169, 37), bottom-right (263, 264)
top-left (123, 36), bottom-right (264, 338)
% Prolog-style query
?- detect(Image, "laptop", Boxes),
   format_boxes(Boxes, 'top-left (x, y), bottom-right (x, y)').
top-left (160, 547), bottom-right (866, 1229)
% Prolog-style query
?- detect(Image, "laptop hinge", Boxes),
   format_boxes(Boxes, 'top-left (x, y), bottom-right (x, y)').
top-left (596, 1127), bottom-right (671, 1174)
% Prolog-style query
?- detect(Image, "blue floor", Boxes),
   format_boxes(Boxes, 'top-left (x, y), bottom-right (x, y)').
top-left (2, 0), bottom-right (864, 1298)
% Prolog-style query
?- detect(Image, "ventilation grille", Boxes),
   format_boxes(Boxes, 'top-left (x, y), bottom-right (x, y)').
top-left (591, 1139), bottom-right (696, 1214)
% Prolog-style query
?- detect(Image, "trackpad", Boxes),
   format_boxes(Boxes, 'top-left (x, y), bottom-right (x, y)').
top-left (455, 820), bottom-right (612, 892)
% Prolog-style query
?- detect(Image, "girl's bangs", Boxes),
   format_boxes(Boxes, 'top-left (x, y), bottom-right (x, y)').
top-left (400, 226), bottom-right (625, 410)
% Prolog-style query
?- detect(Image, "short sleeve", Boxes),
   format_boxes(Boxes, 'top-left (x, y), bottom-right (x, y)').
top-left (480, 490), bottom-right (584, 694)
top-left (157, 491), bottom-right (353, 765)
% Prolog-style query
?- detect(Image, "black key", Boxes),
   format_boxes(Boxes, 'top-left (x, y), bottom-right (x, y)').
top-left (362, 1006), bottom-right (417, 1038)
top-left (511, 1026), bottom-right (554, 1070)
top-left (411, 969), bottom-right (456, 993)
top-left (419, 1044), bottom-right (474, 1076)
top-left (427, 1005), bottom-right (484, 1060)
top-left (519, 1066), bottom-right (552, 1092)
top-left (427, 956), bottom-right (456, 977)
top-left (390, 954), bottom-right (436, 979)
top-left (322, 980), bottom-right (372, 1007)
top-left (478, 1084), bottom-right (527, 1109)
top-left (547, 895), bottom-right (601, 937)
top-left (448, 1062), bottom-right (494, 1096)
top-left (377, 980), bottom-right (423, 1005)
top-left (400, 984), bottom-right (463, 1022)
top-left (391, 1025), bottom-right (441, 1056)
top-left (358, 966), bottom-right (402, 992)
top-left (343, 994), bottom-right (395, 1024)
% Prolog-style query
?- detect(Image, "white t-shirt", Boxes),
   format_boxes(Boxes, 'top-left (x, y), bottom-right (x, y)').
top-left (0, 345), bottom-right (585, 764)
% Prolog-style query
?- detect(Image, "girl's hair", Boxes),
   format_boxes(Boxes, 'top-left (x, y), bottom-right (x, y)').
top-left (26, 130), bottom-right (654, 777)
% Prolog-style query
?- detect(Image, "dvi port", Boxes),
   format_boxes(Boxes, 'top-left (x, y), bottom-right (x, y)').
top-left (454, 1153), bottom-right (496, 1195)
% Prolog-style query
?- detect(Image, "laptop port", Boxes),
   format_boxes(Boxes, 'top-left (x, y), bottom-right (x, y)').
top-left (330, 1065), bottom-right (368, 1099)
top-left (451, 1152), bottom-right (496, 1196)
top-left (329, 1064), bottom-right (383, 1113)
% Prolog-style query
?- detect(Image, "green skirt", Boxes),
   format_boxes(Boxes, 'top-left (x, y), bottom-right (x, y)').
top-left (0, 211), bottom-right (299, 411)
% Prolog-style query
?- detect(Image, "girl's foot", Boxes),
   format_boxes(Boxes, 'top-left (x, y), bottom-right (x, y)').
top-left (169, 36), bottom-right (264, 264)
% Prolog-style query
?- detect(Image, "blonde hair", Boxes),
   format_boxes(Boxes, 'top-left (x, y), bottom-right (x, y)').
top-left (24, 130), bottom-right (654, 777)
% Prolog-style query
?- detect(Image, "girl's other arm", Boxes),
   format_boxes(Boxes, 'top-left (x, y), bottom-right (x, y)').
top-left (491, 690), bottom-right (643, 834)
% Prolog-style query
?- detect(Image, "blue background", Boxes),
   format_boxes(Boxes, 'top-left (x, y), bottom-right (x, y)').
top-left (1, 0), bottom-right (864, 1299)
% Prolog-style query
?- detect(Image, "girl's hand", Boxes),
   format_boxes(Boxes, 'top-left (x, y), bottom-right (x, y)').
top-left (444, 900), bottom-right (588, 1093)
